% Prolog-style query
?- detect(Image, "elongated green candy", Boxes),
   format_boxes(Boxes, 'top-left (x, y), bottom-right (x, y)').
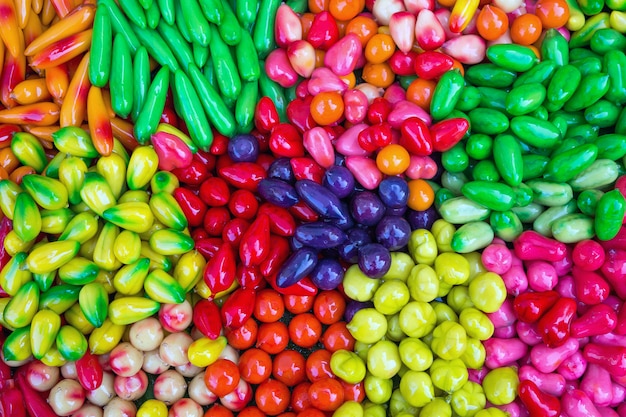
top-left (90, 5), bottom-right (112, 87)
top-left (22, 174), bottom-right (68, 211)
top-left (3, 281), bottom-right (39, 329)
top-left (79, 282), bottom-right (109, 328)
top-left (56, 325), bottom-right (88, 361)
top-left (461, 181), bottom-right (517, 212)
top-left (505, 83), bottom-right (546, 116)
top-left (11, 132), bottom-right (47, 173)
top-left (59, 257), bottom-right (100, 286)
top-left (543, 144), bottom-right (598, 183)
top-left (2, 326), bottom-right (32, 361)
top-left (144, 269), bottom-right (185, 303)
top-left (39, 284), bottom-right (81, 315)
top-left (110, 34), bottom-right (134, 118)
top-left (486, 44), bottom-right (539, 72)
top-left (113, 258), bottom-right (151, 295)
top-left (595, 189), bottom-right (626, 240)
top-left (30, 309), bottom-right (61, 359)
top-left (13, 192), bottom-right (41, 242)
top-left (451, 221), bottom-right (495, 253)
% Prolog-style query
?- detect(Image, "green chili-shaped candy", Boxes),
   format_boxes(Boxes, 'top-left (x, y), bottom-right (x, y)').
top-left (210, 24), bottom-right (242, 100)
top-left (110, 34), bottom-right (133, 119)
top-left (476, 87), bottom-right (509, 114)
top-left (132, 46), bottom-right (150, 122)
top-left (563, 73), bottom-right (611, 112)
top-left (594, 133), bottom-right (626, 160)
top-left (513, 60), bottom-right (557, 88)
top-left (146, 0), bottom-right (160, 28)
top-left (236, 0), bottom-right (258, 30)
top-left (199, 0), bottom-right (225, 24)
top-left (465, 64), bottom-right (517, 88)
top-left (218, 0), bottom-right (242, 45)
top-left (252, 0), bottom-right (281, 59)
top-left (595, 189), bottom-right (626, 240)
top-left (131, 24), bottom-right (180, 72)
top-left (174, 0), bottom-right (192, 42)
top-left (540, 29), bottom-right (569, 66)
top-left (603, 50), bottom-right (626, 105)
top-left (510, 116), bottom-right (562, 149)
top-left (236, 80), bottom-right (259, 133)
top-left (156, 20), bottom-right (195, 71)
top-left (468, 108), bottom-right (509, 135)
top-left (99, 0), bottom-right (141, 55)
top-left (158, 0), bottom-right (175, 24)
top-left (461, 181), bottom-right (517, 212)
top-left (505, 83), bottom-right (546, 116)
top-left (430, 69), bottom-right (465, 120)
top-left (584, 99), bottom-right (620, 128)
top-left (236, 29), bottom-right (261, 82)
top-left (570, 56), bottom-right (603, 77)
top-left (173, 70), bottom-right (214, 151)
top-left (134, 66), bottom-right (170, 144)
top-left (486, 44), bottom-right (539, 72)
top-left (182, 0), bottom-right (212, 46)
top-left (187, 64), bottom-right (236, 137)
top-left (89, 5), bottom-right (112, 87)
top-left (118, 0), bottom-right (147, 29)
top-left (193, 42), bottom-right (209, 68)
top-left (493, 134), bottom-right (525, 187)
top-left (543, 143), bottom-right (599, 183)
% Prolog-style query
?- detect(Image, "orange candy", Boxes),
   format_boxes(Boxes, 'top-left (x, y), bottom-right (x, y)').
top-left (362, 62), bottom-right (395, 88)
top-left (364, 33), bottom-right (396, 64)
top-left (308, 0), bottom-right (329, 13)
top-left (511, 13), bottom-right (543, 45)
top-left (376, 144), bottom-right (411, 175)
top-left (310, 92), bottom-right (344, 125)
top-left (329, 0), bottom-right (364, 21)
top-left (345, 15), bottom-right (378, 46)
top-left (406, 78), bottom-right (437, 110)
top-left (534, 0), bottom-right (570, 28)
top-left (476, 5), bottom-right (509, 41)
top-left (407, 179), bottom-right (435, 211)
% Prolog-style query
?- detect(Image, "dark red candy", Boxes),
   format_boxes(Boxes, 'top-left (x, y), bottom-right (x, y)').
top-left (269, 123), bottom-right (305, 158)
top-left (173, 188), bottom-right (207, 227)
top-left (255, 97), bottom-right (280, 134)
top-left (400, 117), bottom-right (433, 156)
top-left (218, 162), bottom-right (267, 191)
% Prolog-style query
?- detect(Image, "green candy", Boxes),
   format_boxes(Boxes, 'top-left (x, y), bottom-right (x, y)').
top-left (595, 189), bottom-right (626, 240)
top-left (505, 83), bottom-right (546, 116)
top-left (430, 69), bottom-right (465, 120)
top-left (468, 108), bottom-right (509, 135)
top-left (482, 367), bottom-right (519, 405)
top-left (486, 44), bottom-right (539, 72)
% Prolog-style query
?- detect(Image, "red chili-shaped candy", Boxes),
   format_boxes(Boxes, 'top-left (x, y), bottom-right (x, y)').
top-left (290, 157), bottom-right (325, 183)
top-left (259, 236), bottom-right (290, 277)
top-left (306, 11), bottom-right (340, 50)
top-left (0, 388), bottom-right (26, 417)
top-left (399, 117), bottom-right (433, 156)
top-left (258, 203), bottom-right (297, 236)
top-left (430, 117), bottom-right (469, 152)
top-left (255, 97), bottom-right (280, 134)
top-left (221, 287), bottom-right (256, 330)
top-left (195, 237), bottom-right (222, 259)
top-left (222, 218), bottom-right (251, 247)
top-left (286, 96), bottom-right (317, 134)
top-left (571, 303), bottom-right (618, 338)
top-left (218, 162), bottom-right (267, 191)
top-left (270, 123), bottom-right (305, 158)
top-left (583, 343), bottom-right (626, 377)
top-left (15, 370), bottom-right (57, 417)
top-left (414, 51), bottom-right (455, 80)
top-left (265, 273), bottom-right (319, 296)
top-left (571, 266), bottom-right (610, 305)
top-left (193, 299), bottom-right (223, 339)
top-left (204, 242), bottom-right (237, 293)
top-left (199, 177), bottom-right (231, 207)
top-left (518, 380), bottom-right (561, 417)
top-left (236, 265), bottom-right (266, 290)
top-left (239, 213), bottom-right (271, 266)
top-left (172, 159), bottom-right (210, 186)
top-left (173, 188), bottom-right (207, 228)
top-left (513, 290), bottom-right (560, 323)
top-left (75, 350), bottom-right (103, 390)
top-left (514, 230), bottom-right (568, 262)
top-left (536, 297), bottom-right (577, 348)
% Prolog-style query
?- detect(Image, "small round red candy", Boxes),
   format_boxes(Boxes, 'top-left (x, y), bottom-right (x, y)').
top-left (255, 379), bottom-right (291, 416)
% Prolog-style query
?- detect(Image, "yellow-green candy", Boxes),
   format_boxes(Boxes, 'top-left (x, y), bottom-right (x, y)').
top-left (347, 308), bottom-right (387, 344)
top-left (429, 358), bottom-right (469, 393)
top-left (431, 321), bottom-right (467, 360)
top-left (364, 373), bottom-right (393, 404)
top-left (372, 279), bottom-right (409, 315)
top-left (482, 367), bottom-right (519, 405)
top-left (3, 281), bottom-right (39, 328)
top-left (56, 324), bottom-right (88, 361)
top-left (13, 192), bottom-right (41, 242)
top-left (399, 370), bottom-right (435, 408)
top-left (330, 349), bottom-right (367, 384)
top-left (451, 381), bottom-right (487, 417)
top-left (366, 340), bottom-right (402, 379)
top-left (30, 309), bottom-right (61, 359)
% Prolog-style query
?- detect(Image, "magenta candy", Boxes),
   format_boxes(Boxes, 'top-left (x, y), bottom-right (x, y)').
top-left (389, 11), bottom-right (416, 53)
top-left (343, 90), bottom-right (369, 124)
top-left (306, 11), bottom-right (340, 50)
top-left (387, 100), bottom-right (432, 128)
top-left (519, 365), bottom-right (566, 397)
top-left (308, 67), bottom-right (348, 95)
top-left (514, 230), bottom-right (568, 262)
top-left (571, 266), bottom-right (610, 305)
top-left (580, 363), bottom-right (613, 407)
top-left (405, 155), bottom-right (437, 180)
top-left (556, 26), bottom-right (571, 41)
top-left (404, 0), bottom-right (435, 13)
top-left (530, 338), bottom-right (579, 373)
top-left (415, 9), bottom-right (446, 50)
top-left (150, 131), bottom-right (193, 171)
top-left (265, 49), bottom-right (299, 88)
top-left (275, 4), bottom-right (302, 48)
top-left (335, 123), bottom-right (370, 156)
top-left (493, 324), bottom-right (517, 338)
top-left (501, 265), bottom-right (529, 296)
top-left (601, 249), bottom-right (626, 299)
top-left (557, 350), bottom-right (588, 380)
top-left (345, 156), bottom-right (383, 190)
top-left (551, 245), bottom-right (573, 276)
top-left (598, 407), bottom-right (620, 417)
top-left (610, 383), bottom-right (626, 406)
top-left (441, 34), bottom-right (486, 64)
top-left (516, 321), bottom-right (543, 346)
top-left (324, 33), bottom-right (362, 76)
top-left (303, 127), bottom-right (335, 169)
top-left (527, 261), bottom-right (558, 292)
top-left (555, 274), bottom-right (576, 299)
top-left (603, 295), bottom-right (622, 311)
top-left (572, 240), bottom-right (606, 271)
top-left (483, 338), bottom-right (528, 368)
top-left (487, 297), bottom-right (516, 328)
top-left (583, 343), bottom-right (626, 377)
top-left (287, 40), bottom-right (316, 78)
top-left (482, 243), bottom-right (513, 275)
top-left (389, 50), bottom-right (419, 76)
top-left (562, 390), bottom-right (602, 417)
top-left (383, 83), bottom-right (407, 105)
top-left (571, 304), bottom-right (618, 338)
top-left (590, 332), bottom-right (626, 348)
top-left (372, 0), bottom-right (406, 25)
top-left (492, 400), bottom-right (525, 417)
top-left (468, 367), bottom-right (488, 384)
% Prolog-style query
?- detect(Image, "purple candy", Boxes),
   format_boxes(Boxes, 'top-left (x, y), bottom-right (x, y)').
top-left (295, 222), bottom-right (347, 249)
top-left (375, 216), bottom-right (411, 251)
top-left (257, 178), bottom-right (299, 208)
top-left (344, 300), bottom-right (374, 322)
top-left (268, 157), bottom-right (296, 183)
top-left (407, 206), bottom-right (438, 230)
top-left (310, 258), bottom-right (345, 290)
top-left (378, 176), bottom-right (409, 208)
top-left (350, 191), bottom-right (385, 226)
top-left (338, 227), bottom-right (373, 263)
top-left (358, 243), bottom-right (392, 278)
top-left (228, 134), bottom-right (259, 162)
top-left (323, 165), bottom-right (355, 199)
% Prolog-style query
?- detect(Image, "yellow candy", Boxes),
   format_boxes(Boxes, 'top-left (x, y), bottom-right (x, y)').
top-left (12, 132), bottom-right (48, 173)
top-left (137, 400), bottom-right (168, 417)
top-left (431, 219), bottom-right (456, 253)
top-left (30, 309), bottom-right (61, 359)
top-left (4, 230), bottom-right (36, 256)
top-left (102, 202), bottom-right (154, 234)
top-left (150, 171), bottom-right (180, 194)
top-left (58, 156), bottom-right (88, 205)
top-left (2, 326), bottom-right (32, 362)
top-left (407, 264), bottom-right (439, 303)
top-left (58, 257), bottom-right (100, 285)
top-left (112, 138), bottom-right (131, 164)
top-left (3, 281), bottom-right (40, 328)
top-left (40, 346), bottom-right (67, 367)
top-left (22, 174), bottom-right (69, 210)
top-left (64, 302), bottom-right (96, 335)
top-left (80, 172), bottom-right (117, 216)
top-left (118, 189), bottom-right (150, 204)
top-left (113, 258), bottom-right (151, 295)
top-left (127, 146), bottom-right (159, 190)
top-left (13, 192), bottom-right (42, 242)
top-left (114, 230), bottom-right (142, 264)
top-left (59, 212), bottom-right (99, 243)
top-left (0, 297), bottom-right (12, 330)
top-left (40, 208), bottom-right (75, 234)
top-left (89, 319), bottom-right (125, 354)
top-left (108, 296), bottom-right (160, 325)
top-left (80, 232), bottom-right (99, 259)
top-left (611, 10), bottom-right (626, 33)
top-left (435, 253), bottom-right (470, 286)
top-left (0, 179), bottom-right (22, 219)
top-left (149, 192), bottom-right (188, 231)
top-left (93, 222), bottom-right (122, 271)
top-left (174, 251), bottom-right (206, 292)
top-left (52, 126), bottom-right (99, 158)
top-left (97, 153), bottom-right (127, 199)
top-left (408, 229), bottom-right (438, 265)
top-left (79, 282), bottom-right (109, 328)
top-left (188, 336), bottom-right (227, 367)
top-left (140, 241), bottom-right (172, 271)
top-left (144, 269), bottom-right (185, 304)
top-left (56, 324), bottom-right (88, 360)
top-left (148, 229), bottom-right (194, 256)
top-left (1, 252), bottom-right (32, 295)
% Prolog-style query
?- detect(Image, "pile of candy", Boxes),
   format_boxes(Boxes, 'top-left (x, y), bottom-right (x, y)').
top-left (2, 0), bottom-right (626, 416)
